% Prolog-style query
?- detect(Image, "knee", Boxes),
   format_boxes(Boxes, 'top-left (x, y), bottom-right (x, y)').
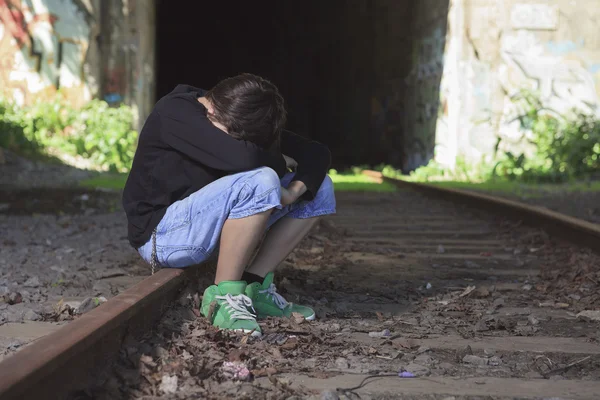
top-left (248, 167), bottom-right (281, 193)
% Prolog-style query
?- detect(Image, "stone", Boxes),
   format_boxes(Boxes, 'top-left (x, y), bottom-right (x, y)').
top-left (5, 310), bottom-right (23, 322)
top-left (320, 390), bottom-right (340, 400)
top-left (335, 357), bottom-right (349, 370)
top-left (76, 296), bottom-right (107, 315)
top-left (576, 310), bottom-right (600, 322)
top-left (23, 276), bottom-right (41, 288)
top-left (416, 345), bottom-right (431, 354)
top-left (483, 348), bottom-right (496, 357)
top-left (413, 354), bottom-right (433, 365)
top-left (463, 355), bottom-right (489, 365)
top-left (438, 362), bottom-right (455, 372)
top-left (455, 345), bottom-right (473, 362)
top-left (488, 356), bottom-right (502, 366)
top-left (24, 309), bottom-right (41, 321)
top-left (6, 292), bottom-right (22, 305)
top-left (405, 363), bottom-right (430, 376)
top-left (528, 315), bottom-right (540, 325)
top-left (525, 371), bottom-right (544, 379)
top-left (327, 323), bottom-right (341, 332)
top-left (492, 298), bottom-right (505, 309)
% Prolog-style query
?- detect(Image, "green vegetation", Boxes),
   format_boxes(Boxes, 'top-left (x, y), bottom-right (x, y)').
top-left (80, 173), bottom-right (128, 190)
top-left (0, 96), bottom-right (137, 172)
top-left (391, 90), bottom-right (600, 186)
top-left (80, 169), bottom-right (396, 192)
top-left (328, 169), bottom-right (396, 192)
top-left (492, 91), bottom-right (600, 182)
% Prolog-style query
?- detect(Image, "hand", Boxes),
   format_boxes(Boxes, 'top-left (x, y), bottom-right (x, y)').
top-left (280, 181), bottom-right (307, 206)
top-left (283, 154), bottom-right (298, 169)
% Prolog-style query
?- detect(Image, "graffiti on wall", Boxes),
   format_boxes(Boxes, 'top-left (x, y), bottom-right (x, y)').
top-left (500, 31), bottom-right (599, 117)
top-left (434, 1), bottom-right (600, 167)
top-left (0, 0), bottom-right (91, 106)
top-left (402, 25), bottom-right (446, 171)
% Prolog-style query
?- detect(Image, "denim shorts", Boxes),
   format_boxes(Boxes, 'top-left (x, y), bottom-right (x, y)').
top-left (138, 167), bottom-right (336, 268)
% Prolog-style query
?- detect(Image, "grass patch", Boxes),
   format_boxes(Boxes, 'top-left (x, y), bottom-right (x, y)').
top-left (81, 170), bottom-right (396, 193)
top-left (330, 171), bottom-right (396, 192)
top-left (80, 173), bottom-right (128, 190)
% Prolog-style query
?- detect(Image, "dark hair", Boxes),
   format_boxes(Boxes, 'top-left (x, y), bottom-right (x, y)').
top-left (206, 73), bottom-right (286, 148)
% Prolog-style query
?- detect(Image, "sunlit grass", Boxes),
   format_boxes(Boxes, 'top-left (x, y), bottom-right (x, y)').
top-left (80, 173), bottom-right (128, 190)
top-left (329, 171), bottom-right (396, 192)
top-left (81, 170), bottom-right (396, 193)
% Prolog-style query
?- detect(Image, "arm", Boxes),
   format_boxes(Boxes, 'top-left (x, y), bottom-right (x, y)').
top-left (280, 129), bottom-right (332, 200)
top-left (158, 96), bottom-right (287, 176)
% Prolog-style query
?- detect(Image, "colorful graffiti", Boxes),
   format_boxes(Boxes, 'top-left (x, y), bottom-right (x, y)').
top-left (434, 0), bottom-right (600, 167)
top-left (500, 31), bottom-right (599, 116)
top-left (0, 0), bottom-right (91, 106)
top-left (402, 25), bottom-right (447, 171)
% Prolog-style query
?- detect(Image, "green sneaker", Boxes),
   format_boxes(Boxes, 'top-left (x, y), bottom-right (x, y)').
top-left (246, 272), bottom-right (315, 321)
top-left (200, 281), bottom-right (262, 337)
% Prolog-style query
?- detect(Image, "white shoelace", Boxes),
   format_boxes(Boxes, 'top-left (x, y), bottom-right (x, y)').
top-left (215, 293), bottom-right (257, 320)
top-left (259, 283), bottom-right (289, 310)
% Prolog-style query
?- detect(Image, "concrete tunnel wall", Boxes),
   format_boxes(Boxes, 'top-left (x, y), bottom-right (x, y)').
top-left (1, 0), bottom-right (441, 170)
top-left (2, 1), bottom-right (600, 172)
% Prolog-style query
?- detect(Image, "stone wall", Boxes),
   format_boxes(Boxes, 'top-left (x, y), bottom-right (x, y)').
top-left (0, 0), bottom-right (155, 128)
top-left (400, 0), bottom-right (450, 171)
top-left (435, 0), bottom-right (600, 168)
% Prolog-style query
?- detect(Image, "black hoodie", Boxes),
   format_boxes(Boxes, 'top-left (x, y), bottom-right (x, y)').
top-left (122, 84), bottom-right (331, 248)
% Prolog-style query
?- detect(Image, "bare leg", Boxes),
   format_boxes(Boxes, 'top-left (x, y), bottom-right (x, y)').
top-left (246, 216), bottom-right (319, 277)
top-left (215, 210), bottom-right (273, 284)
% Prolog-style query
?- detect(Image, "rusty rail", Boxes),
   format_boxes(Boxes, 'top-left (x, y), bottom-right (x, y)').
top-left (0, 267), bottom-right (202, 400)
top-left (363, 170), bottom-right (600, 252)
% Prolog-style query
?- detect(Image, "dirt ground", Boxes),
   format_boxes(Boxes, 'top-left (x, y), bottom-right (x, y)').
top-left (0, 183), bottom-right (144, 360)
top-left (2, 153), bottom-right (600, 398)
top-left (73, 191), bottom-right (600, 400)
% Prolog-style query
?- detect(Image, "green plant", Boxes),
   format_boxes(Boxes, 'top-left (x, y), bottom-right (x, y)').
top-left (72, 100), bottom-right (138, 172)
top-left (0, 96), bottom-right (138, 172)
top-left (0, 99), bottom-right (41, 156)
top-left (493, 90), bottom-right (600, 182)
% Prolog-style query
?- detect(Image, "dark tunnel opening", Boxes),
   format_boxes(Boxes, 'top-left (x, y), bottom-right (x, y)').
top-left (156, 1), bottom-right (447, 171)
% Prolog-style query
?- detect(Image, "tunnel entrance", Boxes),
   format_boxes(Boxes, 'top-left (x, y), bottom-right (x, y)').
top-left (156, 1), bottom-right (444, 170)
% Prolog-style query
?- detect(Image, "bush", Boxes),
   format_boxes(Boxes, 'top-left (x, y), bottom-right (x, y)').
top-left (493, 91), bottom-right (600, 182)
top-left (0, 100), bottom-right (43, 157)
top-left (71, 100), bottom-right (138, 172)
top-left (0, 97), bottom-right (138, 172)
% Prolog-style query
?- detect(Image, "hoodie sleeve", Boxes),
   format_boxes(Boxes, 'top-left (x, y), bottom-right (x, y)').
top-left (280, 129), bottom-right (332, 200)
top-left (158, 95), bottom-right (287, 176)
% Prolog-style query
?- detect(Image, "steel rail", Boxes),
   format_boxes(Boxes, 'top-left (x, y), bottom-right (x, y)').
top-left (0, 265), bottom-right (207, 400)
top-left (363, 170), bottom-right (600, 252)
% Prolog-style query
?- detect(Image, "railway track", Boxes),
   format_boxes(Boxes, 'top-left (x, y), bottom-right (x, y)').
top-left (1, 177), bottom-right (600, 399)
